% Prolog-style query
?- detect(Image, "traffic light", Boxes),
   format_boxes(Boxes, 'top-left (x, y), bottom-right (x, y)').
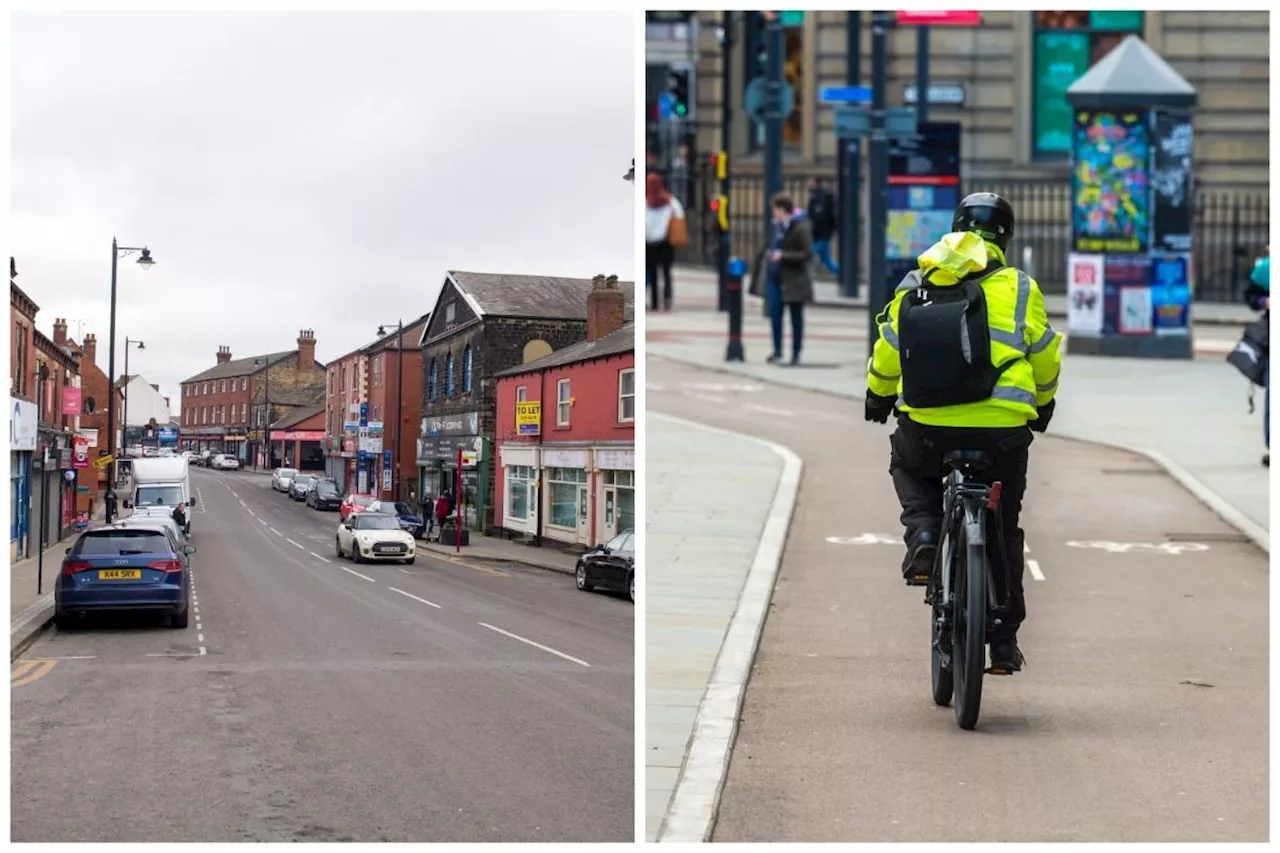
top-left (668, 69), bottom-right (691, 118)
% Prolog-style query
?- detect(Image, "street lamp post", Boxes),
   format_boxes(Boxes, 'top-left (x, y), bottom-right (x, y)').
top-left (121, 338), bottom-right (145, 456)
top-left (105, 238), bottom-right (155, 523)
top-left (376, 320), bottom-right (405, 500)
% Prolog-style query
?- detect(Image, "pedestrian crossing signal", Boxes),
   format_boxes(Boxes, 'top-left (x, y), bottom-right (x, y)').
top-left (668, 69), bottom-right (690, 118)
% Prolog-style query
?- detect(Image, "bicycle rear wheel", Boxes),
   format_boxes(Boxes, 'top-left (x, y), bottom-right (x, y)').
top-left (930, 537), bottom-right (954, 706)
top-left (953, 527), bottom-right (988, 730)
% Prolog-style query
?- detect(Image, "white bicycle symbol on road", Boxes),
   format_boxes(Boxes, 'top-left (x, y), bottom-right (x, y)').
top-left (1065, 541), bottom-right (1211, 556)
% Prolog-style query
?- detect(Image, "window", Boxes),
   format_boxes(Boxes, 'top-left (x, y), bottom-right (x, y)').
top-left (201, 407), bottom-right (207, 425)
top-left (373, 355), bottom-right (382, 387)
top-left (428, 359), bottom-right (438, 401)
top-left (242, 377), bottom-right (248, 391)
top-left (618, 368), bottom-right (635, 422)
top-left (445, 352), bottom-right (455, 398)
top-left (1032, 11), bottom-right (1144, 158)
top-left (462, 346), bottom-right (473, 393)
top-left (241, 402), bottom-right (246, 422)
top-left (515, 385), bottom-right (527, 403)
top-left (602, 469), bottom-right (636, 532)
top-left (204, 382), bottom-right (210, 395)
top-left (13, 323), bottom-right (28, 395)
top-left (444, 301), bottom-right (456, 324)
top-left (506, 464), bottom-right (533, 521)
top-left (546, 466), bottom-right (586, 529)
top-left (556, 379), bottom-right (571, 426)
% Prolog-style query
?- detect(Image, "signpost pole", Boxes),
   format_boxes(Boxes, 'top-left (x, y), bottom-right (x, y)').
top-left (763, 12), bottom-right (784, 246)
top-left (843, 11), bottom-right (862, 299)
top-left (455, 446), bottom-right (463, 554)
top-left (867, 11), bottom-right (892, 357)
top-left (726, 257), bottom-right (746, 361)
top-left (916, 26), bottom-right (930, 126)
top-left (717, 11), bottom-right (734, 313)
top-left (38, 448), bottom-right (48, 595)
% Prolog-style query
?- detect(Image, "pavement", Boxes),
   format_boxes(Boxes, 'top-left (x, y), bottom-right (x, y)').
top-left (646, 357), bottom-right (1267, 843)
top-left (651, 266), bottom-right (1269, 540)
top-left (11, 466), bottom-right (633, 843)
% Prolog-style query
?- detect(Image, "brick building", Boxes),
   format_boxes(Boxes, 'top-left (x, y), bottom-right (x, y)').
top-left (269, 405), bottom-right (326, 472)
top-left (416, 271), bottom-right (633, 533)
top-left (323, 314), bottom-right (429, 498)
top-left (179, 330), bottom-right (326, 464)
top-left (65, 332), bottom-right (122, 526)
top-left (494, 278), bottom-right (634, 549)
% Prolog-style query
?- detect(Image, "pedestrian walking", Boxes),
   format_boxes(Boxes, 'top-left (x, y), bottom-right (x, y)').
top-left (806, 177), bottom-right (840, 276)
top-left (1244, 251), bottom-right (1270, 466)
top-left (748, 192), bottom-right (814, 365)
top-left (644, 173), bottom-right (686, 311)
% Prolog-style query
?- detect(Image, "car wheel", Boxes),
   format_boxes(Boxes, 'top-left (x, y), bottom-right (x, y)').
top-left (575, 561), bottom-right (593, 591)
top-left (170, 607), bottom-right (190, 629)
top-left (404, 557), bottom-right (415, 566)
top-left (628, 572), bottom-right (635, 603)
top-left (335, 537), bottom-right (344, 558)
top-left (352, 546), bottom-right (362, 564)
top-left (54, 612), bottom-right (72, 631)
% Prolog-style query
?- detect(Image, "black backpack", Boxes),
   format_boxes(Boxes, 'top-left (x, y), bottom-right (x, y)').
top-left (898, 265), bottom-right (1014, 409)
top-left (1226, 314), bottom-right (1269, 387)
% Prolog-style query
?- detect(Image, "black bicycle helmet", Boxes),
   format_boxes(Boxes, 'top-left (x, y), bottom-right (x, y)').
top-left (952, 192), bottom-right (1015, 252)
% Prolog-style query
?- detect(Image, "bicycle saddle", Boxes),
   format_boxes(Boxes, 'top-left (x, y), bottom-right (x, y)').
top-left (942, 449), bottom-right (993, 471)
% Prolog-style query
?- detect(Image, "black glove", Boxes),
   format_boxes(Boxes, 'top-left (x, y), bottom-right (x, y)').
top-left (865, 390), bottom-right (896, 424)
top-left (1029, 399), bottom-right (1056, 433)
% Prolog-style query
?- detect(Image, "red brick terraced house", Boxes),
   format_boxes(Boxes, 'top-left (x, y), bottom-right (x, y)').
top-left (493, 278), bottom-right (634, 549)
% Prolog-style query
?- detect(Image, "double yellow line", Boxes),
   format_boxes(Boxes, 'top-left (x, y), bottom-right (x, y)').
top-left (11, 659), bottom-right (57, 688)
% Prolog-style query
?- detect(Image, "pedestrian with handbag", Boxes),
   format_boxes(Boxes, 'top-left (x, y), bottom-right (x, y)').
top-left (644, 172), bottom-right (687, 312)
top-left (748, 193), bottom-right (815, 365)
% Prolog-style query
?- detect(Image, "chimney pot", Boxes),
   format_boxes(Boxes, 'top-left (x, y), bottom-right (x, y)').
top-left (216, 346), bottom-right (232, 364)
top-left (586, 272), bottom-right (626, 342)
top-left (53, 317), bottom-right (69, 346)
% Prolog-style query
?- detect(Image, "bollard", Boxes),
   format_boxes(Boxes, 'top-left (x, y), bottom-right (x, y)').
top-left (726, 256), bottom-right (747, 362)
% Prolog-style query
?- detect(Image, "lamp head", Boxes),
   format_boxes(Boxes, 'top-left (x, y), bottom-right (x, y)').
top-left (136, 248), bottom-right (155, 269)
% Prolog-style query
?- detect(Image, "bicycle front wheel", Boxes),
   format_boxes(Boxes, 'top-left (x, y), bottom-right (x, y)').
top-left (930, 538), bottom-right (954, 706)
top-left (953, 528), bottom-right (988, 730)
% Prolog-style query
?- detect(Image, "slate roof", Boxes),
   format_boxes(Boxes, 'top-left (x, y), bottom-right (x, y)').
top-left (182, 350), bottom-right (297, 385)
top-left (496, 323), bottom-right (635, 378)
top-left (1066, 34), bottom-right (1197, 108)
top-left (271, 405), bottom-right (324, 430)
top-left (447, 271), bottom-right (635, 322)
top-left (331, 312), bottom-right (432, 363)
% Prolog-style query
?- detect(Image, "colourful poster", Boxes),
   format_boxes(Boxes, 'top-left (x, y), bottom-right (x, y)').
top-left (1150, 253), bottom-right (1192, 335)
top-left (1066, 253), bottom-right (1105, 336)
top-left (1119, 286), bottom-right (1154, 335)
top-left (1102, 255), bottom-right (1149, 336)
top-left (1071, 110), bottom-right (1150, 254)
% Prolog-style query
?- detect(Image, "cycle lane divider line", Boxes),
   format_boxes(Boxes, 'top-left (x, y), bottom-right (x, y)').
top-left (478, 622), bottom-right (590, 667)
top-left (388, 587), bottom-right (442, 609)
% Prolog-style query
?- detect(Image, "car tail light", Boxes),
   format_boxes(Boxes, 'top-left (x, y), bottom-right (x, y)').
top-left (148, 559), bottom-right (184, 574)
top-left (61, 559), bottom-right (93, 577)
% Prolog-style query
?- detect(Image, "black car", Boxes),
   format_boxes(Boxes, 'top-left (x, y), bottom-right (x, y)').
top-left (288, 474), bottom-right (317, 501)
top-left (575, 530), bottom-right (635, 602)
top-left (307, 480), bottom-right (342, 510)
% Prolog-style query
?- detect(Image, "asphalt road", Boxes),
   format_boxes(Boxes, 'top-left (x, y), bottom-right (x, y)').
top-left (11, 467), bottom-right (633, 843)
top-left (649, 357), bottom-right (1268, 843)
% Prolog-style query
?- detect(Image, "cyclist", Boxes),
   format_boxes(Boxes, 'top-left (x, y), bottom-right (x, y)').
top-left (863, 192), bottom-right (1062, 674)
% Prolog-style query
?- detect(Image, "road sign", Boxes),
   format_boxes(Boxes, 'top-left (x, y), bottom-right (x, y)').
top-left (93, 453), bottom-right (114, 469)
top-left (833, 105), bottom-right (918, 139)
top-left (778, 11), bottom-right (804, 27)
top-left (896, 10), bottom-right (981, 26)
top-left (744, 76), bottom-right (795, 123)
top-left (904, 84), bottom-right (966, 106)
top-left (820, 86), bottom-right (873, 104)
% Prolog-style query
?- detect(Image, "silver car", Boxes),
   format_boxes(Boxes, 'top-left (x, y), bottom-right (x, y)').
top-left (271, 467), bottom-right (298, 492)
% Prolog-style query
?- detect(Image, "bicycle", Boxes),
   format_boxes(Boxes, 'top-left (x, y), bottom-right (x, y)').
top-left (927, 449), bottom-right (1016, 730)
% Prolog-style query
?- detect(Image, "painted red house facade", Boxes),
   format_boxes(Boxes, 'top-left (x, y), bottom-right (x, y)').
top-left (494, 279), bottom-right (633, 549)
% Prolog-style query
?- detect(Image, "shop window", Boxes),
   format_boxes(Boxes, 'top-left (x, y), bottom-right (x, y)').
top-left (547, 466), bottom-right (586, 529)
top-left (1032, 11), bottom-right (1144, 159)
top-left (602, 469), bottom-right (636, 532)
top-left (445, 353), bottom-right (455, 398)
top-left (428, 359), bottom-right (438, 401)
top-left (557, 379), bottom-right (571, 426)
top-left (462, 346), bottom-right (473, 393)
top-left (506, 464), bottom-right (533, 520)
top-left (617, 368), bottom-right (635, 422)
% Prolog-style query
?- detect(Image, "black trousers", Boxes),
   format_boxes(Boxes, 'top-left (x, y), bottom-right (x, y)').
top-left (645, 241), bottom-right (674, 309)
top-left (889, 416), bottom-right (1032, 639)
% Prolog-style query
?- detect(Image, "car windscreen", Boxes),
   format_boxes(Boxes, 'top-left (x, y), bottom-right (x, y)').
top-left (315, 483), bottom-right (338, 495)
top-left (352, 496), bottom-right (375, 507)
top-left (75, 530), bottom-right (171, 556)
top-left (278, 468), bottom-right (297, 477)
top-left (355, 515), bottom-right (401, 531)
top-left (136, 485), bottom-right (184, 506)
top-left (294, 475), bottom-right (315, 484)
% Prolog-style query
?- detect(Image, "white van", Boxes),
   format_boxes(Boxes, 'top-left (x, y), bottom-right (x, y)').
top-left (129, 457), bottom-right (195, 535)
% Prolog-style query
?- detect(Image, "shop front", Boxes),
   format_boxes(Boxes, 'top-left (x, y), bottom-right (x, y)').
top-left (499, 444), bottom-right (540, 536)
top-left (594, 446), bottom-right (635, 543)
top-left (269, 429), bottom-right (326, 472)
top-left (10, 398), bottom-right (38, 561)
top-left (225, 432), bottom-right (247, 462)
top-left (416, 411), bottom-right (486, 529)
top-left (541, 447), bottom-right (591, 548)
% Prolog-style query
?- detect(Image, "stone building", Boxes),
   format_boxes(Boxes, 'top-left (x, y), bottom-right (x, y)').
top-left (416, 271), bottom-right (634, 532)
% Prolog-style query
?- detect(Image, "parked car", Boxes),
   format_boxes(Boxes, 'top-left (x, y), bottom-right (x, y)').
top-left (575, 529), bottom-right (635, 602)
top-left (56, 523), bottom-right (197, 628)
top-left (335, 512), bottom-right (416, 564)
top-left (339, 493), bottom-right (376, 521)
top-left (307, 480), bottom-right (342, 510)
top-left (288, 473), bottom-right (317, 501)
top-left (119, 509), bottom-right (187, 544)
top-left (271, 467), bottom-right (298, 492)
top-left (213, 454), bottom-right (240, 470)
top-left (368, 500), bottom-right (425, 538)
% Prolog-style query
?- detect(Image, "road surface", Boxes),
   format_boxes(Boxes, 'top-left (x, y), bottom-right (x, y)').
top-left (649, 357), bottom-right (1267, 843)
top-left (11, 468), bottom-right (633, 843)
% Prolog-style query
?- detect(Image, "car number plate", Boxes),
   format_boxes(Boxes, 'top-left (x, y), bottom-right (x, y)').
top-left (374, 544), bottom-right (404, 553)
top-left (98, 569), bottom-right (142, 580)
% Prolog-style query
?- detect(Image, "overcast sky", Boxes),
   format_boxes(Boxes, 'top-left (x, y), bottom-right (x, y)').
top-left (11, 11), bottom-right (636, 413)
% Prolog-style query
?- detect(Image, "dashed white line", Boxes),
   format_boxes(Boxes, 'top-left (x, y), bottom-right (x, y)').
top-left (310, 552), bottom-right (332, 564)
top-left (269, 527), bottom-right (281, 536)
top-left (742, 402), bottom-right (795, 417)
top-left (1027, 558), bottom-right (1045, 581)
top-left (477, 622), bottom-right (591, 668)
top-left (683, 391), bottom-right (727, 404)
top-left (286, 538), bottom-right (306, 550)
top-left (338, 565), bottom-right (376, 583)
top-left (32, 655), bottom-right (97, 660)
top-left (199, 646), bottom-right (207, 656)
top-left (197, 632), bottom-right (204, 642)
top-left (387, 587), bottom-right (442, 609)
top-left (196, 487), bottom-right (206, 513)
top-left (259, 518), bottom-right (268, 526)
top-left (238, 499), bottom-right (247, 507)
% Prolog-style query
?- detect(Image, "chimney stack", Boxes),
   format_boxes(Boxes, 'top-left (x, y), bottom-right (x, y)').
top-left (216, 345), bottom-right (232, 364)
top-left (83, 334), bottom-right (97, 366)
top-left (53, 318), bottom-right (68, 346)
top-left (586, 273), bottom-right (625, 342)
top-left (297, 329), bottom-right (317, 368)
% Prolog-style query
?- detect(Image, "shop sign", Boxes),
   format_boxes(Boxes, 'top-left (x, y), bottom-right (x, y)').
top-left (515, 401), bottom-right (541, 436)
top-left (77, 427), bottom-right (99, 448)
top-left (358, 424), bottom-right (383, 454)
top-left (595, 448), bottom-right (635, 471)
top-left (270, 430), bottom-right (325, 441)
top-left (73, 434), bottom-right (92, 469)
top-left (420, 411), bottom-right (479, 437)
top-left (544, 448), bottom-right (587, 469)
top-left (62, 386), bottom-right (83, 416)
top-left (342, 436), bottom-right (357, 453)
top-left (416, 435), bottom-right (474, 463)
top-left (10, 398), bottom-right (38, 450)
top-left (222, 432), bottom-right (246, 441)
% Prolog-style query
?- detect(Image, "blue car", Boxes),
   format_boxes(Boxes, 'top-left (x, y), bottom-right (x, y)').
top-left (56, 523), bottom-right (196, 629)
top-left (370, 500), bottom-right (425, 539)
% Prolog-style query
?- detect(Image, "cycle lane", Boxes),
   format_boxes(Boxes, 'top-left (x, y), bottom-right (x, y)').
top-left (648, 357), bottom-right (1267, 843)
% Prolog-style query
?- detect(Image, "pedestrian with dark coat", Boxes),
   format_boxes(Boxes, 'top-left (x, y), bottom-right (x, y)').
top-left (806, 177), bottom-right (840, 276)
top-left (1244, 251), bottom-right (1270, 466)
top-left (749, 192), bottom-right (815, 365)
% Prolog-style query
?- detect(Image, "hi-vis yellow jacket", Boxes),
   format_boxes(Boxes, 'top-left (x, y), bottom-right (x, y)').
top-left (867, 231), bottom-right (1063, 428)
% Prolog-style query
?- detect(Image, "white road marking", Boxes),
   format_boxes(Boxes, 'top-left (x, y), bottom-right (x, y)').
top-left (199, 646), bottom-right (207, 656)
top-left (31, 655), bottom-right (97, 660)
top-left (269, 527), bottom-right (281, 536)
top-left (247, 509), bottom-right (256, 517)
top-left (259, 518), bottom-right (268, 526)
top-left (197, 632), bottom-right (204, 642)
top-left (1027, 558), bottom-right (1045, 581)
top-left (196, 487), bottom-right (206, 513)
top-left (387, 586), bottom-right (442, 609)
top-left (310, 552), bottom-right (332, 563)
top-left (238, 499), bottom-right (246, 507)
top-left (286, 538), bottom-right (306, 550)
top-left (742, 402), bottom-right (795, 417)
top-left (477, 622), bottom-right (591, 668)
top-left (146, 652), bottom-right (201, 658)
top-left (230, 491), bottom-right (238, 499)
top-left (338, 565), bottom-right (376, 583)
top-left (196, 622), bottom-right (203, 630)
top-left (1066, 540), bottom-right (1211, 555)
top-left (682, 391), bottom-right (727, 404)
